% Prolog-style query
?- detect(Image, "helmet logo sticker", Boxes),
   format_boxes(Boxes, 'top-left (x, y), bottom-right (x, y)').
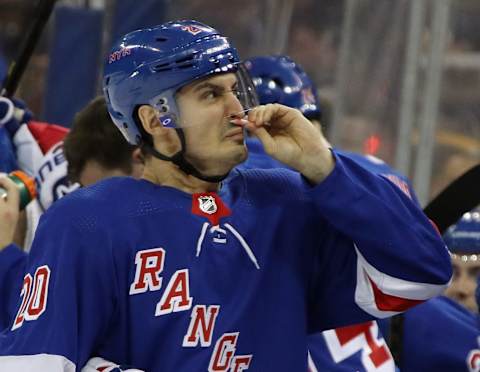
top-left (301, 88), bottom-right (316, 104)
top-left (108, 48), bottom-right (131, 64)
top-left (181, 25), bottom-right (203, 35)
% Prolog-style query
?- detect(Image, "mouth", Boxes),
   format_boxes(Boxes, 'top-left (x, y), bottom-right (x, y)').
top-left (224, 127), bottom-right (245, 141)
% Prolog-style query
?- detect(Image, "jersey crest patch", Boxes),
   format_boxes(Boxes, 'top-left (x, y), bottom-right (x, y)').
top-left (192, 192), bottom-right (231, 225)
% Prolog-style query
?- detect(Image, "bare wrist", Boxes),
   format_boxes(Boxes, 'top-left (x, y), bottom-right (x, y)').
top-left (301, 148), bottom-right (335, 184)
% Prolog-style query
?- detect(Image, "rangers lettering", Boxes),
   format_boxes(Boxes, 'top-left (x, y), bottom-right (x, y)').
top-left (183, 305), bottom-right (220, 347)
top-left (230, 355), bottom-right (252, 372)
top-left (155, 269), bottom-right (192, 316)
top-left (208, 332), bottom-right (239, 372)
top-left (129, 248), bottom-right (165, 295)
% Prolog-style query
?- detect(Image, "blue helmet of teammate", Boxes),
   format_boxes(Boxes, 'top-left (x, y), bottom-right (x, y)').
top-left (443, 210), bottom-right (480, 254)
top-left (103, 20), bottom-right (256, 146)
top-left (244, 55), bottom-right (321, 120)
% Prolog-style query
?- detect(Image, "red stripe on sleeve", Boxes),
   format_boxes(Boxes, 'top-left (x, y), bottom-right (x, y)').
top-left (368, 276), bottom-right (424, 312)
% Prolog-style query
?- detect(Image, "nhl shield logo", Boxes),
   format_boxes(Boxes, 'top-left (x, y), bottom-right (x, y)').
top-left (198, 196), bottom-right (217, 215)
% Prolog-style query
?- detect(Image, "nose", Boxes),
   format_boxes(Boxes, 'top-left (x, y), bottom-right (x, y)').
top-left (225, 91), bottom-right (244, 118)
top-left (450, 274), bottom-right (475, 301)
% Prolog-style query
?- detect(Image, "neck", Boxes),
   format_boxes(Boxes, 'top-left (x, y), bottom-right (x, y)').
top-left (142, 157), bottom-right (220, 194)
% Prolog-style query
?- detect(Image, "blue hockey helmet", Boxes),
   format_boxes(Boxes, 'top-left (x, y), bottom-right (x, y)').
top-left (244, 55), bottom-right (321, 120)
top-left (443, 209), bottom-right (480, 254)
top-left (103, 20), bottom-right (257, 146)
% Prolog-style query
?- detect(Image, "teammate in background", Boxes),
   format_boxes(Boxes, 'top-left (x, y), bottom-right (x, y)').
top-left (244, 55), bottom-right (405, 372)
top-left (444, 211), bottom-right (480, 313)
top-left (0, 96), bottom-right (144, 331)
top-left (396, 210), bottom-right (480, 372)
top-left (0, 95), bottom-right (70, 250)
top-left (63, 96), bottom-right (143, 187)
top-left (242, 55), bottom-right (415, 203)
top-left (0, 20), bottom-right (451, 371)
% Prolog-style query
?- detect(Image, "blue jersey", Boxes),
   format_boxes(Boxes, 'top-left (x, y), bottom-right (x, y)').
top-left (0, 151), bottom-right (450, 371)
top-left (244, 139), bottom-right (414, 372)
top-left (400, 296), bottom-right (480, 372)
top-left (0, 245), bottom-right (26, 331)
top-left (308, 320), bottom-right (396, 372)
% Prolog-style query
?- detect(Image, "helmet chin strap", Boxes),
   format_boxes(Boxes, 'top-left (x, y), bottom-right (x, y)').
top-left (144, 128), bottom-right (230, 183)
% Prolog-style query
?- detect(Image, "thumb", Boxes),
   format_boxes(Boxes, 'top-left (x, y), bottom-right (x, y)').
top-left (0, 176), bottom-right (20, 208)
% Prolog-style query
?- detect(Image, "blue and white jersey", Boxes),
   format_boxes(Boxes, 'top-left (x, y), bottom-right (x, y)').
top-left (308, 320), bottom-right (396, 372)
top-left (0, 151), bottom-right (450, 371)
top-left (400, 296), bottom-right (480, 372)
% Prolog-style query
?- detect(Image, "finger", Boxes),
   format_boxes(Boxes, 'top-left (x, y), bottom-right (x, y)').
top-left (250, 126), bottom-right (277, 155)
top-left (259, 104), bottom-right (276, 127)
top-left (247, 106), bottom-right (260, 125)
top-left (0, 177), bottom-right (20, 208)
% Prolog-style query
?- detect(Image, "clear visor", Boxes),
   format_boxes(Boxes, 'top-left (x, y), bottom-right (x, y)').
top-left (149, 62), bottom-right (259, 128)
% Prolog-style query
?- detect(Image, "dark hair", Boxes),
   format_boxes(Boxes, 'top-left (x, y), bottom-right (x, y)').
top-left (64, 96), bottom-right (137, 183)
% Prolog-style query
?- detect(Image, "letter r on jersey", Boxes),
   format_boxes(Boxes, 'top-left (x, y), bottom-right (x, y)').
top-left (129, 248), bottom-right (165, 295)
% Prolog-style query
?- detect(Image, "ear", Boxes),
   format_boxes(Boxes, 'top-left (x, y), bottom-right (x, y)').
top-left (130, 148), bottom-right (145, 179)
top-left (131, 148), bottom-right (144, 164)
top-left (138, 105), bottom-right (162, 137)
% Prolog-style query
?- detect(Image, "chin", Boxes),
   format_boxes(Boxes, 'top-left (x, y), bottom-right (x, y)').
top-left (230, 143), bottom-right (248, 164)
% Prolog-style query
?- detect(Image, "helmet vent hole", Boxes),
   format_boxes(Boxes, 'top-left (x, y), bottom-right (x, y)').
top-left (272, 78), bottom-right (284, 88)
top-left (175, 55), bottom-right (195, 69)
top-left (155, 37), bottom-right (168, 42)
top-left (153, 63), bottom-right (170, 72)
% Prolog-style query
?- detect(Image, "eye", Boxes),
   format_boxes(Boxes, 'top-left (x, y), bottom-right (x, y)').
top-left (231, 88), bottom-right (241, 98)
top-left (201, 89), bottom-right (220, 100)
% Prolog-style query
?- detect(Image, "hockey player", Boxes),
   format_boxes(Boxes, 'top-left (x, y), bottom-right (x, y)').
top-left (244, 55), bottom-right (403, 372)
top-left (0, 20), bottom-right (451, 371)
top-left (396, 210), bottom-right (480, 371)
top-left (0, 96), bottom-right (143, 330)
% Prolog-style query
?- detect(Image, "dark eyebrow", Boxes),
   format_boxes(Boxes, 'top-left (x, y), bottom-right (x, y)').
top-left (192, 78), bottom-right (238, 93)
top-left (193, 82), bottom-right (223, 93)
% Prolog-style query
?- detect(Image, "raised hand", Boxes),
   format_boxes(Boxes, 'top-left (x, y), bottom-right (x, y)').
top-left (234, 103), bottom-right (335, 184)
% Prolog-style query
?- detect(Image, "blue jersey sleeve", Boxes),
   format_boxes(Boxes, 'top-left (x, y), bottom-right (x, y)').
top-left (0, 244), bottom-right (27, 331)
top-left (0, 199), bottom-right (118, 370)
top-left (307, 150), bottom-right (451, 330)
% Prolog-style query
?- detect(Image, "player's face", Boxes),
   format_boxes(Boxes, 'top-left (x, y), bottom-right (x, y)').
top-left (444, 253), bottom-right (480, 312)
top-left (175, 73), bottom-right (248, 176)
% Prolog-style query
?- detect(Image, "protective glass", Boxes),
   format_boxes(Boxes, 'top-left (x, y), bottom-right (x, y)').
top-left (148, 63), bottom-right (258, 129)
